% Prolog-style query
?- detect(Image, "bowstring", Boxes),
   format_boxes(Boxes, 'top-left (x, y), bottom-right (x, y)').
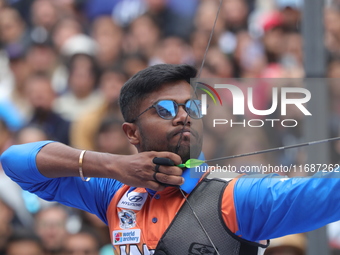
top-left (175, 0), bottom-right (223, 154)
top-left (175, 1), bottom-right (223, 254)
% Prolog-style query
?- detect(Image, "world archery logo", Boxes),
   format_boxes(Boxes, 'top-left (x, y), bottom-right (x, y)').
top-left (112, 229), bottom-right (141, 245)
top-left (196, 82), bottom-right (222, 115)
top-left (114, 232), bottom-right (123, 243)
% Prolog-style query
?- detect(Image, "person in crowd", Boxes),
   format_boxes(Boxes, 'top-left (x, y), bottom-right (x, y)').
top-left (62, 230), bottom-right (100, 255)
top-left (0, 198), bottom-right (14, 255)
top-left (70, 68), bottom-right (127, 150)
top-left (54, 53), bottom-right (103, 122)
top-left (94, 116), bottom-right (136, 155)
top-left (25, 72), bottom-right (70, 145)
top-left (264, 234), bottom-right (306, 255)
top-left (4, 230), bottom-right (45, 255)
top-left (34, 205), bottom-right (70, 255)
top-left (90, 16), bottom-right (123, 70)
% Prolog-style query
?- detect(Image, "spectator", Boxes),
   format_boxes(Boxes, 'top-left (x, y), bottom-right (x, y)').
top-left (325, 4), bottom-right (340, 58)
top-left (0, 44), bottom-right (32, 131)
top-left (265, 234), bottom-right (306, 255)
top-left (94, 117), bottom-right (136, 155)
top-left (150, 36), bottom-right (194, 65)
top-left (15, 125), bottom-right (49, 144)
top-left (77, 212), bottom-right (111, 250)
top-left (51, 17), bottom-right (83, 54)
top-left (261, 13), bottom-right (285, 64)
top-left (143, 0), bottom-right (194, 40)
top-left (34, 205), bottom-right (70, 255)
top-left (121, 53), bottom-right (148, 79)
top-left (205, 46), bottom-right (234, 78)
top-left (124, 14), bottom-right (161, 59)
top-left (54, 53), bottom-right (103, 122)
top-left (52, 0), bottom-right (87, 24)
top-left (90, 16), bottom-right (123, 69)
top-left (194, 0), bottom-right (224, 35)
top-left (0, 0), bottom-right (6, 10)
top-left (222, 0), bottom-right (249, 33)
top-left (190, 30), bottom-right (214, 68)
top-left (0, 7), bottom-right (30, 47)
top-left (25, 72), bottom-right (70, 145)
top-left (62, 230), bottom-right (100, 255)
top-left (70, 67), bottom-right (127, 150)
top-left (30, 0), bottom-right (59, 32)
top-left (275, 0), bottom-right (302, 32)
top-left (327, 60), bottom-right (340, 165)
top-left (0, 119), bottom-right (13, 156)
top-left (5, 230), bottom-right (45, 255)
top-left (25, 40), bottom-right (66, 95)
top-left (0, 125), bottom-right (53, 229)
top-left (26, 40), bottom-right (56, 76)
top-left (0, 198), bottom-right (14, 255)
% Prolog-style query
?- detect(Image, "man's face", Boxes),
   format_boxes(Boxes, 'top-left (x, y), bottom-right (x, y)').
top-left (34, 207), bottom-right (68, 251)
top-left (135, 80), bottom-right (203, 162)
top-left (63, 233), bottom-right (99, 255)
top-left (6, 241), bottom-right (44, 255)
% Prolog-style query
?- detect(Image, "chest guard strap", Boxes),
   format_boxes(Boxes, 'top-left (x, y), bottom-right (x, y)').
top-left (154, 178), bottom-right (268, 255)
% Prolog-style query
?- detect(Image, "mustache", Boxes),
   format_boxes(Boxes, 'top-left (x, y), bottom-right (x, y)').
top-left (167, 127), bottom-right (199, 140)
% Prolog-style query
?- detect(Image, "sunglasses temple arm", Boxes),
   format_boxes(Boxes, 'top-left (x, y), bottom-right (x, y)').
top-left (130, 105), bottom-right (154, 123)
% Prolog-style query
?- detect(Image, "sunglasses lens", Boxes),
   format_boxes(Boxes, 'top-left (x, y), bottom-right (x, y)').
top-left (155, 100), bottom-right (177, 119)
top-left (186, 100), bottom-right (202, 119)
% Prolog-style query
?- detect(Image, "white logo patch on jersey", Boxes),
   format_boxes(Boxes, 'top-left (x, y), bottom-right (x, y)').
top-left (118, 191), bottom-right (148, 210)
top-left (118, 210), bottom-right (137, 229)
top-left (113, 229), bottom-right (141, 245)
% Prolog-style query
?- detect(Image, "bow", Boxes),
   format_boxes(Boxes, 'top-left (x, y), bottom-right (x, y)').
top-left (173, 1), bottom-right (224, 254)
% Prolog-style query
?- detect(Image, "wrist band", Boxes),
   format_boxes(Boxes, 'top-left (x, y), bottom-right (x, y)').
top-left (79, 150), bottom-right (91, 182)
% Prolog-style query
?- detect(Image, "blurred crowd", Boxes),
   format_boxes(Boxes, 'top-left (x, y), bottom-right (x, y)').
top-left (1, 0), bottom-right (340, 254)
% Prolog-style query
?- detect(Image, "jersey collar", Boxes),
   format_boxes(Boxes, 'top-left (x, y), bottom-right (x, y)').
top-left (129, 153), bottom-right (206, 196)
top-left (179, 152), bottom-right (206, 194)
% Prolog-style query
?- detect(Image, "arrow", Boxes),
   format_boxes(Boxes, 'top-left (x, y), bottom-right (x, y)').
top-left (177, 136), bottom-right (340, 168)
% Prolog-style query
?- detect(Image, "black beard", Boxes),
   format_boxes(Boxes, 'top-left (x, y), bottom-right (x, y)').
top-left (138, 125), bottom-right (202, 163)
top-left (168, 135), bottom-right (202, 163)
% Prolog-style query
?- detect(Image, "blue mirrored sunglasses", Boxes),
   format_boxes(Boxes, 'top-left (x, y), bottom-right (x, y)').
top-left (130, 99), bottom-right (203, 123)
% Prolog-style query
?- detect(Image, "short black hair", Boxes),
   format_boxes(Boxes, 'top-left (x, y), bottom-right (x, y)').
top-left (97, 116), bottom-right (124, 134)
top-left (67, 53), bottom-right (101, 85)
top-left (5, 229), bottom-right (44, 253)
top-left (119, 64), bottom-right (197, 122)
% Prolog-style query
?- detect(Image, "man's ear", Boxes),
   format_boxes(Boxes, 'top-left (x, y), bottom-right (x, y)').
top-left (122, 122), bottom-right (140, 146)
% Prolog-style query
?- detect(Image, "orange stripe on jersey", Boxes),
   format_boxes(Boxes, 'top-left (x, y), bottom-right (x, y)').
top-left (106, 185), bottom-right (186, 254)
top-left (107, 185), bottom-right (129, 243)
top-left (221, 178), bottom-right (239, 234)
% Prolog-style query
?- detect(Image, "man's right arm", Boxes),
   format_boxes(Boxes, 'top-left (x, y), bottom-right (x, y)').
top-left (1, 141), bottom-right (184, 223)
top-left (1, 141), bottom-right (184, 191)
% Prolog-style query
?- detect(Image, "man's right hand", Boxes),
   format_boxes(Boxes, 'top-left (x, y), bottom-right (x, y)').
top-left (113, 151), bottom-right (184, 191)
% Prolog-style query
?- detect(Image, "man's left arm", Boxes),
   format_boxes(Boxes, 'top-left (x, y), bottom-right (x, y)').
top-left (230, 172), bottom-right (340, 242)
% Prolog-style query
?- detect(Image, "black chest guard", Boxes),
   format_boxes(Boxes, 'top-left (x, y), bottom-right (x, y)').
top-left (154, 178), bottom-right (269, 255)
